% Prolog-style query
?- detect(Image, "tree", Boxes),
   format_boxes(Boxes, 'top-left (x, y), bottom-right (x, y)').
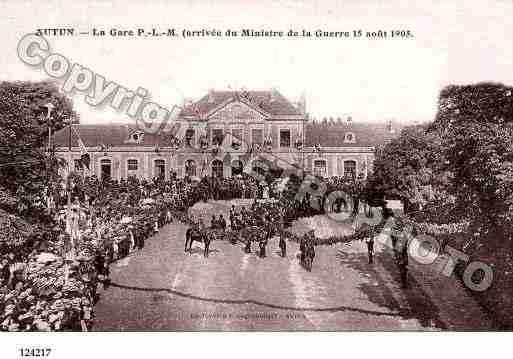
top-left (429, 83), bottom-right (513, 243)
top-left (0, 80), bottom-right (76, 216)
top-left (369, 124), bottom-right (450, 213)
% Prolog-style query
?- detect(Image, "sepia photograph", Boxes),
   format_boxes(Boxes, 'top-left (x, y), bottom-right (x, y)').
top-left (0, 0), bottom-right (512, 356)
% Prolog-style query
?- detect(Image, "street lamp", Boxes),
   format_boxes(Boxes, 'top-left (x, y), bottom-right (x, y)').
top-left (44, 102), bottom-right (55, 152)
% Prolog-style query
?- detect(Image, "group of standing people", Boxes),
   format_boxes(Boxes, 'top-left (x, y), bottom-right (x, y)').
top-left (299, 231), bottom-right (316, 271)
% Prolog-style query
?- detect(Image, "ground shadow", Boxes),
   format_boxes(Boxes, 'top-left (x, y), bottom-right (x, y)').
top-left (187, 247), bottom-right (220, 256)
top-left (336, 246), bottom-right (446, 329)
top-left (108, 281), bottom-right (406, 318)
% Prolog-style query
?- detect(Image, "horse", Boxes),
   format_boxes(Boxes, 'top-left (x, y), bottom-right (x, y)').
top-left (184, 227), bottom-right (212, 257)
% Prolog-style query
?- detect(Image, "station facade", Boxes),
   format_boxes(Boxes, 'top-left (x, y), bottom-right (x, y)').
top-left (53, 89), bottom-right (398, 180)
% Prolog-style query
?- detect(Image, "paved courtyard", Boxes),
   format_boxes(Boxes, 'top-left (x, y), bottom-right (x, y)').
top-left (93, 200), bottom-right (493, 331)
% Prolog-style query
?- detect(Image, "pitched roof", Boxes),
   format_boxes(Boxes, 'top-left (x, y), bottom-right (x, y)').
top-left (52, 124), bottom-right (164, 148)
top-left (304, 122), bottom-right (402, 147)
top-left (178, 89), bottom-right (302, 118)
top-left (52, 122), bottom-right (403, 148)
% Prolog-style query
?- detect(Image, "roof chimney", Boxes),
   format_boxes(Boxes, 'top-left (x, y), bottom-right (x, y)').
top-left (270, 88), bottom-right (278, 103)
top-left (207, 89), bottom-right (215, 104)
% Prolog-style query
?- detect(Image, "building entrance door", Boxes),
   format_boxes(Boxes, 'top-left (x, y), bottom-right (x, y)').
top-left (212, 159), bottom-right (224, 178)
top-left (100, 159), bottom-right (112, 181)
top-left (155, 159), bottom-right (165, 179)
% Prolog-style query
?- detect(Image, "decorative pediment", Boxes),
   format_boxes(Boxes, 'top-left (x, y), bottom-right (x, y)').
top-left (208, 101), bottom-right (268, 122)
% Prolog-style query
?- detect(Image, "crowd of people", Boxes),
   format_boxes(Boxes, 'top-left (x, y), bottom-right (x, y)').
top-left (0, 172), bottom-right (288, 331)
top-left (0, 174), bottom-right (192, 331)
top-left (0, 170), bottom-right (382, 331)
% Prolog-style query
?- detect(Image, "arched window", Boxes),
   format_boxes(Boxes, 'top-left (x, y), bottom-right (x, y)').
top-left (185, 128), bottom-right (195, 146)
top-left (313, 160), bottom-right (327, 177)
top-left (344, 160), bottom-right (356, 178)
top-left (155, 159), bottom-right (165, 179)
top-left (231, 159), bottom-right (243, 176)
top-left (212, 159), bottom-right (224, 178)
top-left (185, 159), bottom-right (196, 177)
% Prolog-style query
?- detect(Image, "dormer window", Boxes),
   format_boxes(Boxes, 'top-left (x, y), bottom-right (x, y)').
top-left (344, 132), bottom-right (356, 143)
top-left (126, 130), bottom-right (144, 144)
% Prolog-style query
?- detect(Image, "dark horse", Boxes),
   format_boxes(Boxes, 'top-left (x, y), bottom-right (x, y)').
top-left (184, 227), bottom-right (212, 257)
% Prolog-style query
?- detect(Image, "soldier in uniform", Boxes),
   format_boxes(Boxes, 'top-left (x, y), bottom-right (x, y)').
top-left (259, 238), bottom-right (267, 258)
top-left (300, 236), bottom-right (306, 264)
top-left (210, 215), bottom-right (218, 229)
top-left (218, 214), bottom-right (226, 231)
top-left (279, 233), bottom-right (287, 258)
top-left (245, 237), bottom-right (252, 254)
top-left (229, 207), bottom-right (236, 229)
top-left (366, 228), bottom-right (375, 264)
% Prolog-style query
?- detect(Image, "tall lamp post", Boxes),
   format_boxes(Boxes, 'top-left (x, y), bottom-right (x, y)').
top-left (45, 103), bottom-right (55, 152)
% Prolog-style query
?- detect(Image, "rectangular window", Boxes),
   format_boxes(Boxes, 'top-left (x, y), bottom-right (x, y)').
top-left (344, 160), bottom-right (356, 179)
top-left (314, 160), bottom-right (327, 177)
top-left (212, 129), bottom-right (223, 145)
top-left (155, 159), bottom-right (165, 179)
top-left (127, 159), bottom-right (138, 171)
top-left (251, 128), bottom-right (263, 147)
top-left (280, 129), bottom-right (291, 148)
top-left (127, 159), bottom-right (138, 178)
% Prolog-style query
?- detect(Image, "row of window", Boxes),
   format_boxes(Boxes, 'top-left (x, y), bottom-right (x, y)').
top-left (128, 128), bottom-right (356, 147)
top-left (184, 159), bottom-right (231, 178)
top-left (75, 158), bottom-right (167, 180)
top-left (74, 158), bottom-right (359, 180)
top-left (184, 128), bottom-right (294, 148)
top-left (313, 159), bottom-right (357, 178)
top-left (184, 159), bottom-right (359, 178)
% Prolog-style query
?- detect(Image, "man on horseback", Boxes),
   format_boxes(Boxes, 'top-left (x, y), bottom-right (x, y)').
top-left (185, 217), bottom-right (212, 258)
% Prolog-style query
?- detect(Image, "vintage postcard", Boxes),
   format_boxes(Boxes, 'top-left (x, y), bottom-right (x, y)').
top-left (0, 0), bottom-right (512, 355)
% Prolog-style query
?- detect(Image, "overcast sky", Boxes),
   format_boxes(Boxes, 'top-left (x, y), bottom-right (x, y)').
top-left (1, 0), bottom-right (512, 124)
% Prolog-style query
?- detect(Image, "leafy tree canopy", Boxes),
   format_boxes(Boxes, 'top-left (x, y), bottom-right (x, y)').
top-left (0, 80), bottom-right (76, 215)
top-left (429, 82), bottom-right (513, 240)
